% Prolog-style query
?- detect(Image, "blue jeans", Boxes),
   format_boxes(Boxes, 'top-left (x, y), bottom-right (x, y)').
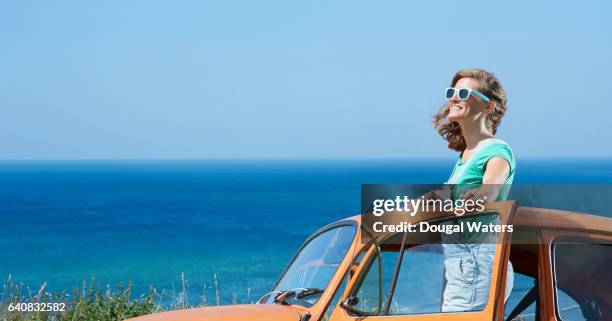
top-left (441, 242), bottom-right (514, 312)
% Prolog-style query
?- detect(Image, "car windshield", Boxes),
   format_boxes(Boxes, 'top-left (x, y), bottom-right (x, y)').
top-left (263, 224), bottom-right (355, 306)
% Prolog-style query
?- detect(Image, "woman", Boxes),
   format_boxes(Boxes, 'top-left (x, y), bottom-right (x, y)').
top-left (433, 68), bottom-right (515, 312)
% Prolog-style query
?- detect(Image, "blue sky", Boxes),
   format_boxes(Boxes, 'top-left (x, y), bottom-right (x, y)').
top-left (1, 0), bottom-right (611, 159)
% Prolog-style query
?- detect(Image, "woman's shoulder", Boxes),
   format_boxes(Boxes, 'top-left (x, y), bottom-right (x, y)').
top-left (477, 138), bottom-right (515, 166)
top-left (483, 138), bottom-right (513, 153)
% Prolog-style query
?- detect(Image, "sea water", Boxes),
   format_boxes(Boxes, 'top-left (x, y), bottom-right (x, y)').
top-left (0, 159), bottom-right (610, 305)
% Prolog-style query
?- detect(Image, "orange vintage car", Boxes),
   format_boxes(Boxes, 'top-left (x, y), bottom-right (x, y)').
top-left (128, 201), bottom-right (611, 321)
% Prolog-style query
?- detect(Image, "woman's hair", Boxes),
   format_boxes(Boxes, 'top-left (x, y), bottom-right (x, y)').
top-left (433, 68), bottom-right (508, 151)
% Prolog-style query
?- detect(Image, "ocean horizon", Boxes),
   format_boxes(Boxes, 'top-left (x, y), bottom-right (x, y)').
top-left (1, 159), bottom-right (611, 306)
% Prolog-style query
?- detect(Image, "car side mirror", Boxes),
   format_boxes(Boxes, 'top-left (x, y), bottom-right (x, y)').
top-left (340, 296), bottom-right (359, 308)
top-left (340, 296), bottom-right (380, 316)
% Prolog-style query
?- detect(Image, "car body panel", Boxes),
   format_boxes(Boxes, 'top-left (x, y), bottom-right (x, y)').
top-left (127, 304), bottom-right (302, 321)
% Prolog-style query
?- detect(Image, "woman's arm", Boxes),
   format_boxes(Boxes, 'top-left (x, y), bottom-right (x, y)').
top-left (482, 157), bottom-right (510, 184)
top-left (461, 157), bottom-right (510, 202)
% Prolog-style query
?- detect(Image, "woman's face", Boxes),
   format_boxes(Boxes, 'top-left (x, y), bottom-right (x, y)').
top-left (447, 77), bottom-right (488, 123)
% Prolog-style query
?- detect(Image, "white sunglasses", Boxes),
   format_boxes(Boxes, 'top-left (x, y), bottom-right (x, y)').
top-left (445, 87), bottom-right (490, 102)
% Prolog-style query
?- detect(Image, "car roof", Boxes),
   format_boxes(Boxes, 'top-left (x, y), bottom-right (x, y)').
top-left (341, 206), bottom-right (611, 234)
top-left (512, 206), bottom-right (611, 234)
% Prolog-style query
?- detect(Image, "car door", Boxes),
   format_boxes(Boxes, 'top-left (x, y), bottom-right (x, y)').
top-left (326, 201), bottom-right (517, 321)
top-left (540, 229), bottom-right (612, 321)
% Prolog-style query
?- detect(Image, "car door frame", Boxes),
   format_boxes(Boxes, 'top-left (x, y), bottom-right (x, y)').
top-left (327, 201), bottom-right (518, 321)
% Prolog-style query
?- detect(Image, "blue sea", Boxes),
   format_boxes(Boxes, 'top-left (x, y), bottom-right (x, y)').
top-left (0, 159), bottom-right (610, 305)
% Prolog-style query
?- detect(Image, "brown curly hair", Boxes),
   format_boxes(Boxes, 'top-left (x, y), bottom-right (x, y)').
top-left (433, 68), bottom-right (508, 151)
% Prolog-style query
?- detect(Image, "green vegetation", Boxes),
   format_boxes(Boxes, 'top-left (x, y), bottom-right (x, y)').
top-left (0, 273), bottom-right (242, 321)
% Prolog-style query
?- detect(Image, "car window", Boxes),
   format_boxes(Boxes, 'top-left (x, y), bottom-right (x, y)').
top-left (553, 240), bottom-right (611, 321)
top-left (352, 249), bottom-right (398, 314)
top-left (388, 242), bottom-right (445, 314)
top-left (321, 273), bottom-right (348, 321)
top-left (504, 272), bottom-right (537, 321)
top-left (264, 225), bottom-right (355, 305)
top-left (556, 288), bottom-right (586, 321)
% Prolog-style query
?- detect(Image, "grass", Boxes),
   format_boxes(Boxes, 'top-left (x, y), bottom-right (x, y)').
top-left (0, 273), bottom-right (251, 321)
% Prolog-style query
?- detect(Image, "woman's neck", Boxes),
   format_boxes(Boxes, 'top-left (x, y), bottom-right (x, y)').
top-left (460, 123), bottom-right (494, 150)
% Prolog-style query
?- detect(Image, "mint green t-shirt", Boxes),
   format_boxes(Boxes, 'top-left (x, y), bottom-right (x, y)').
top-left (447, 138), bottom-right (515, 201)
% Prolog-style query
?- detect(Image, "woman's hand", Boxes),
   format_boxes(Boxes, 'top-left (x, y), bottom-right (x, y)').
top-left (423, 187), bottom-right (452, 201)
top-left (423, 190), bottom-right (442, 200)
top-left (459, 188), bottom-right (490, 202)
